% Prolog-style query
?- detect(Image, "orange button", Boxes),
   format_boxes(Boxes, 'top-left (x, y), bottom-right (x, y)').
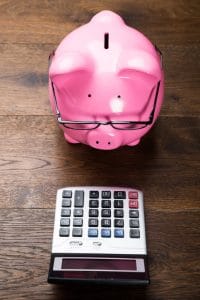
top-left (128, 191), bottom-right (138, 199)
top-left (129, 199), bottom-right (138, 209)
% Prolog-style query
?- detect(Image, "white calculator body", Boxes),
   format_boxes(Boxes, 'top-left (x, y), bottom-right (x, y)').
top-left (48, 187), bottom-right (149, 284)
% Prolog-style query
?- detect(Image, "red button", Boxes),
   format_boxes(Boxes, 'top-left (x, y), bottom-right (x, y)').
top-left (128, 191), bottom-right (138, 199)
top-left (129, 199), bottom-right (138, 209)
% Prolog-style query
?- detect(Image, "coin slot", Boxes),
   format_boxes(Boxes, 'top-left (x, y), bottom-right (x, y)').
top-left (104, 33), bottom-right (109, 49)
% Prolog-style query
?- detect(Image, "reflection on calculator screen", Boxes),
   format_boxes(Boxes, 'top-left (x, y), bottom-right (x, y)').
top-left (61, 258), bottom-right (137, 271)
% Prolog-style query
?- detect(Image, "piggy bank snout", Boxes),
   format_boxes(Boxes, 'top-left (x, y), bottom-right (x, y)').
top-left (86, 128), bottom-right (122, 150)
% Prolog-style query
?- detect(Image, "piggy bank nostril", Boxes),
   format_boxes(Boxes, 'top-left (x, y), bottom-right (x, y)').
top-left (108, 142), bottom-right (111, 145)
top-left (96, 141), bottom-right (99, 144)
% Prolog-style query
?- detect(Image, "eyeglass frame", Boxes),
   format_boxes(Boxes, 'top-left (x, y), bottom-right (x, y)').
top-left (49, 46), bottom-right (162, 131)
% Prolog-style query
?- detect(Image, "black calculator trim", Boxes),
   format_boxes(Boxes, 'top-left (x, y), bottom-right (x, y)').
top-left (48, 253), bottom-right (150, 285)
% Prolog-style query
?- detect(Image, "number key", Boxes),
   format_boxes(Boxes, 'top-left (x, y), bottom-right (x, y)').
top-left (89, 209), bottom-right (99, 217)
top-left (114, 209), bottom-right (124, 218)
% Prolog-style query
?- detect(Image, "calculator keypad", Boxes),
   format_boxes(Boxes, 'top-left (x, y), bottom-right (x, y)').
top-left (59, 188), bottom-right (141, 239)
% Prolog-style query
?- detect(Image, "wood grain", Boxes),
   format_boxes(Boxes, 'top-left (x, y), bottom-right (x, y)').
top-left (0, 115), bottom-right (199, 209)
top-left (0, 209), bottom-right (199, 300)
top-left (0, 0), bottom-right (199, 299)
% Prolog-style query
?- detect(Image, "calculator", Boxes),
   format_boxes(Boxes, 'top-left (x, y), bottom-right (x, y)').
top-left (48, 186), bottom-right (149, 285)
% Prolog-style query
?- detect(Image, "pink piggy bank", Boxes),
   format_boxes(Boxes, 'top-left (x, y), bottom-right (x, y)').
top-left (49, 10), bottom-right (164, 150)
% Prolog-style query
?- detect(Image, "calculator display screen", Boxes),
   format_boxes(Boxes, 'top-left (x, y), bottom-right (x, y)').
top-left (61, 258), bottom-right (137, 271)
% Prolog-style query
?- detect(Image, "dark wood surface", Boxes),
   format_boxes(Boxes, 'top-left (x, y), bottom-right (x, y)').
top-left (0, 1), bottom-right (199, 299)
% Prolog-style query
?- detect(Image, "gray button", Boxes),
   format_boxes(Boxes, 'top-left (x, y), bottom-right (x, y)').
top-left (61, 209), bottom-right (71, 217)
top-left (62, 190), bottom-right (72, 198)
top-left (101, 209), bottom-right (111, 217)
top-left (130, 229), bottom-right (140, 238)
top-left (102, 200), bottom-right (111, 208)
top-left (74, 190), bottom-right (84, 207)
top-left (60, 218), bottom-right (70, 226)
top-left (72, 228), bottom-right (82, 237)
top-left (89, 191), bottom-right (99, 198)
top-left (114, 209), bottom-right (124, 218)
top-left (114, 191), bottom-right (126, 199)
top-left (89, 209), bottom-right (99, 217)
top-left (101, 219), bottom-right (111, 227)
top-left (130, 219), bottom-right (139, 228)
top-left (62, 199), bottom-right (71, 207)
top-left (89, 218), bottom-right (98, 227)
top-left (114, 200), bottom-right (123, 208)
top-left (73, 218), bottom-right (83, 227)
top-left (89, 200), bottom-right (99, 208)
top-left (59, 228), bottom-right (70, 237)
top-left (129, 210), bottom-right (139, 218)
top-left (102, 191), bottom-right (111, 199)
top-left (114, 219), bottom-right (124, 227)
top-left (74, 209), bottom-right (83, 217)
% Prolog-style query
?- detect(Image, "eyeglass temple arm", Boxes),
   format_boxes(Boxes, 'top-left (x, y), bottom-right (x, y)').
top-left (51, 80), bottom-right (61, 117)
top-left (48, 51), bottom-right (60, 117)
top-left (147, 45), bottom-right (162, 123)
top-left (155, 45), bottom-right (163, 69)
top-left (149, 80), bottom-right (161, 123)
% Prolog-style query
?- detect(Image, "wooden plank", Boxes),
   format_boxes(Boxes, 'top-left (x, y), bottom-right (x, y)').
top-left (0, 1), bottom-right (199, 45)
top-left (0, 115), bottom-right (198, 157)
top-left (0, 43), bottom-right (199, 116)
top-left (0, 115), bottom-right (199, 208)
top-left (0, 1), bottom-right (199, 299)
top-left (0, 208), bottom-right (199, 299)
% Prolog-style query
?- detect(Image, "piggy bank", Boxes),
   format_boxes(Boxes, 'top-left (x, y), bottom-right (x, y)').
top-left (49, 10), bottom-right (164, 150)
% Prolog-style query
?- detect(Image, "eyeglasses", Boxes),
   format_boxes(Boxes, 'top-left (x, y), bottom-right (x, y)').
top-left (49, 46), bottom-right (162, 131)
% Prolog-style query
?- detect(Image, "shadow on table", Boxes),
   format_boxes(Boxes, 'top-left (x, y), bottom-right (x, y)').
top-left (49, 282), bottom-right (148, 300)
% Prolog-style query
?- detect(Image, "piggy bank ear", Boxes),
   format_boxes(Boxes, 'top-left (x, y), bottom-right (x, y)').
top-left (49, 52), bottom-right (93, 89)
top-left (117, 49), bottom-right (162, 85)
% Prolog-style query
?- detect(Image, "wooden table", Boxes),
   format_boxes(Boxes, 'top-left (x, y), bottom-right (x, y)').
top-left (0, 1), bottom-right (199, 299)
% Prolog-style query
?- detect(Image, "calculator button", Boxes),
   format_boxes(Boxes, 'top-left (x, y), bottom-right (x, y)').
top-left (72, 228), bottom-right (82, 237)
top-left (60, 218), bottom-right (70, 226)
top-left (89, 209), bottom-right (99, 217)
top-left (130, 219), bottom-right (139, 228)
top-left (128, 191), bottom-right (138, 199)
top-left (101, 209), bottom-right (111, 217)
top-left (89, 200), bottom-right (99, 208)
top-left (114, 219), bottom-right (124, 227)
top-left (74, 190), bottom-right (84, 207)
top-left (62, 199), bottom-right (71, 207)
top-left (59, 228), bottom-right (70, 237)
top-left (89, 218), bottom-right (98, 227)
top-left (62, 190), bottom-right (72, 198)
top-left (74, 209), bottom-right (83, 217)
top-left (129, 210), bottom-right (139, 218)
top-left (73, 218), bottom-right (83, 227)
top-left (101, 219), bottom-right (111, 227)
top-left (130, 229), bottom-right (140, 238)
top-left (102, 191), bottom-right (111, 199)
top-left (89, 191), bottom-right (99, 198)
top-left (61, 209), bottom-right (71, 217)
top-left (114, 200), bottom-right (123, 208)
top-left (114, 229), bottom-right (124, 238)
top-left (102, 200), bottom-right (111, 208)
top-left (114, 191), bottom-right (126, 199)
top-left (101, 229), bottom-right (111, 238)
top-left (129, 199), bottom-right (138, 209)
top-left (114, 209), bottom-right (124, 218)
top-left (88, 228), bottom-right (98, 237)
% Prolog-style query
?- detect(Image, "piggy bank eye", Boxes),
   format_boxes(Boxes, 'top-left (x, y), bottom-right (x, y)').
top-left (117, 95), bottom-right (121, 98)
top-left (88, 94), bottom-right (92, 97)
